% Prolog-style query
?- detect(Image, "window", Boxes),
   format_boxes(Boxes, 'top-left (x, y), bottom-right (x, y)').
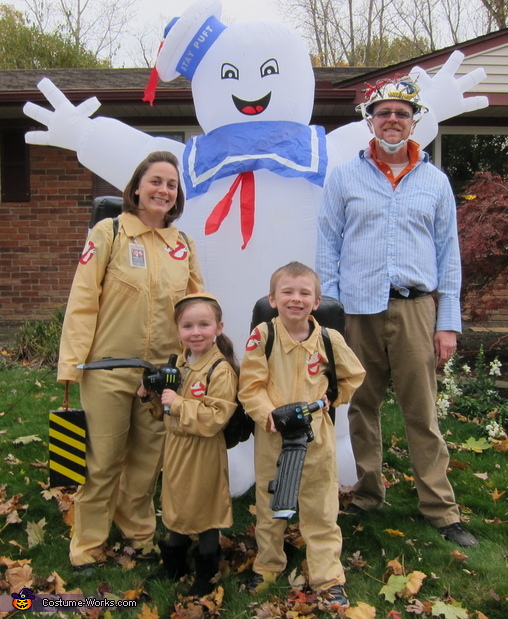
top-left (432, 128), bottom-right (508, 193)
top-left (1, 131), bottom-right (30, 202)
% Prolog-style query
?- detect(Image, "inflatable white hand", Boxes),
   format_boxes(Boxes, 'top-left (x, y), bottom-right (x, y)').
top-left (410, 50), bottom-right (489, 123)
top-left (23, 78), bottom-right (101, 151)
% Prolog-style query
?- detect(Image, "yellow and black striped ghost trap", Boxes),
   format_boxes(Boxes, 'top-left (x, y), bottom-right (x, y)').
top-left (48, 408), bottom-right (87, 487)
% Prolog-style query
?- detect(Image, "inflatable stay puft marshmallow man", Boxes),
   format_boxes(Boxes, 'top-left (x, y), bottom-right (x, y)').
top-left (23, 0), bottom-right (488, 494)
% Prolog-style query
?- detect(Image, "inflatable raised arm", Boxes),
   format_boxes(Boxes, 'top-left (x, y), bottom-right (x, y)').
top-left (411, 50), bottom-right (488, 145)
top-left (411, 50), bottom-right (489, 122)
top-left (24, 78), bottom-right (184, 190)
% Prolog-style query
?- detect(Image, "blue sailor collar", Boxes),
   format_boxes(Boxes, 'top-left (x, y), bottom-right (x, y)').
top-left (183, 120), bottom-right (328, 199)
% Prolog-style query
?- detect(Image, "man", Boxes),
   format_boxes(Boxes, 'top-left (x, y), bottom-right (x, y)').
top-left (316, 75), bottom-right (478, 547)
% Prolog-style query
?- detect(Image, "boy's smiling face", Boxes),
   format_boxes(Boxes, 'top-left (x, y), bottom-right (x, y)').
top-left (269, 274), bottom-right (321, 331)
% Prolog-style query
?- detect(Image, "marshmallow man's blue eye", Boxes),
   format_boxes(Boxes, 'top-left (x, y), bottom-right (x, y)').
top-left (260, 58), bottom-right (279, 77)
top-left (221, 63), bottom-right (239, 80)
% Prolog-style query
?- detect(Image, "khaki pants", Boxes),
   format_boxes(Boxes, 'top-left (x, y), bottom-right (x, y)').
top-left (253, 411), bottom-right (345, 590)
top-left (345, 296), bottom-right (459, 527)
top-left (70, 369), bottom-right (165, 566)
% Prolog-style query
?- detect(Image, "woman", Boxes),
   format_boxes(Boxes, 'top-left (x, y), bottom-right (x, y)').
top-left (57, 151), bottom-right (203, 569)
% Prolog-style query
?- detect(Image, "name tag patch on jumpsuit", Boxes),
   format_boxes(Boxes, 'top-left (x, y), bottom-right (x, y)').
top-left (129, 243), bottom-right (146, 268)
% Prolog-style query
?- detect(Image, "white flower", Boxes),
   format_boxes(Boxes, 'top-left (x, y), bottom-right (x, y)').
top-left (485, 421), bottom-right (505, 441)
top-left (443, 359), bottom-right (455, 376)
top-left (462, 364), bottom-right (471, 374)
top-left (436, 394), bottom-right (451, 419)
top-left (489, 359), bottom-right (502, 377)
top-left (442, 376), bottom-right (462, 397)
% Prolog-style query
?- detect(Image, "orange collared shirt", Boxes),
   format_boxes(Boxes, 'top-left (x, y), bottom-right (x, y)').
top-left (369, 138), bottom-right (421, 188)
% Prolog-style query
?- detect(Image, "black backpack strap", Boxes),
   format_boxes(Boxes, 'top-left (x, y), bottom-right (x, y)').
top-left (264, 321), bottom-right (275, 360)
top-left (112, 216), bottom-right (120, 240)
top-left (205, 358), bottom-right (225, 391)
top-left (180, 230), bottom-right (189, 248)
top-left (206, 357), bottom-right (253, 449)
top-left (321, 326), bottom-right (338, 423)
top-left (321, 326), bottom-right (333, 364)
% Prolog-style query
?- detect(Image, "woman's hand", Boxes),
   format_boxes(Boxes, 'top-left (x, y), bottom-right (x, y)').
top-left (137, 385), bottom-right (149, 399)
top-left (137, 384), bottom-right (157, 403)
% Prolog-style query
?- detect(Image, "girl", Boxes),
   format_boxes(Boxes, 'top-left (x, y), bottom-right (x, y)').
top-left (58, 151), bottom-right (203, 569)
top-left (138, 292), bottom-right (238, 597)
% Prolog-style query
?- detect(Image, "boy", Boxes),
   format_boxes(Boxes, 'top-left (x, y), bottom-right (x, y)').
top-left (239, 261), bottom-right (365, 609)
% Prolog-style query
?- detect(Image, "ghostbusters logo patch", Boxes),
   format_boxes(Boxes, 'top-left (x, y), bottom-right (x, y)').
top-left (167, 241), bottom-right (188, 261)
top-left (190, 381), bottom-right (206, 398)
top-left (246, 327), bottom-right (261, 351)
top-left (79, 241), bottom-right (96, 265)
top-left (307, 352), bottom-right (323, 376)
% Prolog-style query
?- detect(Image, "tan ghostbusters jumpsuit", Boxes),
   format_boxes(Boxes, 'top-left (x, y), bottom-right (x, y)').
top-left (160, 344), bottom-right (237, 534)
top-left (57, 212), bottom-right (203, 566)
top-left (239, 316), bottom-right (365, 590)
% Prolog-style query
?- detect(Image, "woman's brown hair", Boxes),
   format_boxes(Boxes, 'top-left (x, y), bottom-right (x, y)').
top-left (123, 151), bottom-right (185, 226)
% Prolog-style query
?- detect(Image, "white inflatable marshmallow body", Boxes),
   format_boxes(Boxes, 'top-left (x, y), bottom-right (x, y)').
top-left (158, 13), bottom-right (343, 354)
top-left (23, 0), bottom-right (488, 494)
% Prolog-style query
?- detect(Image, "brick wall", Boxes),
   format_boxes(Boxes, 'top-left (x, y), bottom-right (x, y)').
top-left (0, 146), bottom-right (92, 323)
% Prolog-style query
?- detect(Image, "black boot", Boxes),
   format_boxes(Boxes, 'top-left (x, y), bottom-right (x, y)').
top-left (159, 540), bottom-right (191, 580)
top-left (187, 547), bottom-right (220, 597)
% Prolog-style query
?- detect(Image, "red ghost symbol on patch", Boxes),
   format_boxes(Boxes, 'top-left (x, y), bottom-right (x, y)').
top-left (190, 381), bottom-right (206, 398)
top-left (79, 241), bottom-right (96, 265)
top-left (307, 352), bottom-right (323, 376)
top-left (246, 327), bottom-right (261, 351)
top-left (168, 242), bottom-right (188, 260)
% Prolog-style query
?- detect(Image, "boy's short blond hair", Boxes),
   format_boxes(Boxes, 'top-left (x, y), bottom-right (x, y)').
top-left (269, 261), bottom-right (322, 298)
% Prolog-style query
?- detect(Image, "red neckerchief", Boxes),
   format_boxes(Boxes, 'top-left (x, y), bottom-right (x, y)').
top-left (204, 171), bottom-right (255, 250)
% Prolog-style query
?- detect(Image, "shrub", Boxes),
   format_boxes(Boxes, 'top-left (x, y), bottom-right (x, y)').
top-left (12, 308), bottom-right (65, 368)
top-left (457, 172), bottom-right (508, 323)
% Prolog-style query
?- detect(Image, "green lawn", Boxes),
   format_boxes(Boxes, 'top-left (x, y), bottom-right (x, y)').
top-left (0, 365), bottom-right (506, 618)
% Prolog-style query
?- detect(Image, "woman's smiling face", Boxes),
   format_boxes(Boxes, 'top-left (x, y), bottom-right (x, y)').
top-left (135, 161), bottom-right (179, 227)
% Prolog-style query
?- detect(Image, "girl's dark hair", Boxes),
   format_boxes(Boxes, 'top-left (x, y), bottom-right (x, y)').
top-left (122, 151), bottom-right (185, 226)
top-left (174, 298), bottom-right (239, 374)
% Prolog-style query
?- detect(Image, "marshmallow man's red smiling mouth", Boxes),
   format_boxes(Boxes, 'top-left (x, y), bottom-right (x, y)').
top-left (232, 92), bottom-right (271, 115)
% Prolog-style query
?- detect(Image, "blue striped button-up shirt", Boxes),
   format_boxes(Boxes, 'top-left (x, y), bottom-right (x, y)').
top-left (316, 147), bottom-right (462, 332)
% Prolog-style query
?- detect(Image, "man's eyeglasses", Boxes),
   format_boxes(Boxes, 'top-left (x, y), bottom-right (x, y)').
top-left (372, 109), bottom-right (413, 120)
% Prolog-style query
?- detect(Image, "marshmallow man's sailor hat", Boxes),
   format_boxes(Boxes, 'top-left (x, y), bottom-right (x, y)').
top-left (144, 0), bottom-right (225, 103)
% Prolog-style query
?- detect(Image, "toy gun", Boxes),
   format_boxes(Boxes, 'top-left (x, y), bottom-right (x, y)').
top-left (77, 354), bottom-right (181, 412)
top-left (267, 400), bottom-right (324, 519)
